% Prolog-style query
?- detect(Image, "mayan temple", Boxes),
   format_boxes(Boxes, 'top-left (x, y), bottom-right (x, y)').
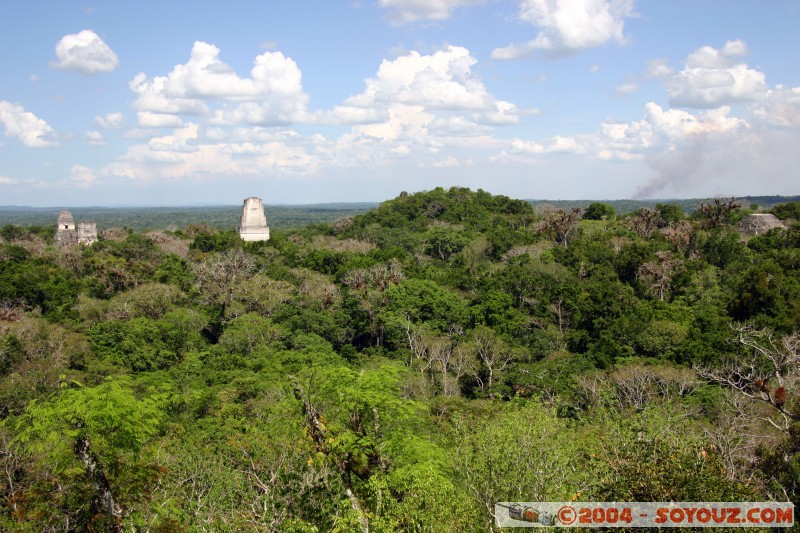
top-left (237, 197), bottom-right (271, 242)
top-left (55, 210), bottom-right (97, 246)
top-left (55, 210), bottom-right (76, 245)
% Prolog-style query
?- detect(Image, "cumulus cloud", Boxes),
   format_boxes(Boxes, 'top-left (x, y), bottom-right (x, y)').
top-left (596, 103), bottom-right (751, 197)
top-left (431, 156), bottom-right (474, 167)
top-left (342, 46), bottom-right (522, 121)
top-left (85, 130), bottom-right (105, 146)
top-left (651, 40), bottom-right (767, 108)
top-left (616, 82), bottom-right (638, 95)
top-left (0, 101), bottom-right (57, 147)
top-left (312, 46), bottom-right (536, 171)
top-left (493, 134), bottom-right (592, 163)
top-left (102, 44), bottom-right (531, 184)
top-left (752, 85), bottom-right (800, 127)
top-left (492, 0), bottom-right (635, 59)
top-left (52, 30), bottom-right (119, 74)
top-left (379, 0), bottom-right (484, 25)
top-left (354, 104), bottom-right (434, 142)
top-left (493, 102), bottom-right (748, 167)
top-left (137, 112), bottom-right (184, 128)
top-left (69, 165), bottom-right (99, 188)
top-left (103, 122), bottom-right (320, 182)
top-left (0, 175), bottom-right (19, 185)
top-left (314, 45), bottom-right (528, 166)
top-left (95, 112), bottom-right (124, 129)
top-left (130, 41), bottom-right (309, 125)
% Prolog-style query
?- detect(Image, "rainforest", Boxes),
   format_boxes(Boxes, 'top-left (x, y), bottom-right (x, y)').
top-left (1, 187), bottom-right (800, 532)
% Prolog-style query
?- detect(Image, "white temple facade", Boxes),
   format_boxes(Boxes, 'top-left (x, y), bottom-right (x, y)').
top-left (237, 197), bottom-right (271, 242)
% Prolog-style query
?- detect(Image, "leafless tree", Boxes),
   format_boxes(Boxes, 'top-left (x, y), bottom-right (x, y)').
top-left (662, 220), bottom-right (694, 256)
top-left (702, 390), bottom-right (779, 485)
top-left (694, 324), bottom-right (800, 432)
top-left (464, 326), bottom-right (512, 398)
top-left (403, 319), bottom-right (465, 396)
top-left (697, 197), bottom-right (742, 229)
top-left (538, 208), bottom-right (582, 247)
top-left (192, 248), bottom-right (256, 317)
top-left (637, 251), bottom-right (679, 301)
top-left (627, 208), bottom-right (659, 239)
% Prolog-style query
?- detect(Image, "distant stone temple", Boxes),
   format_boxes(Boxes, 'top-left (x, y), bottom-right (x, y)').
top-left (55, 210), bottom-right (97, 246)
top-left (237, 197), bottom-right (270, 242)
top-left (738, 213), bottom-right (786, 236)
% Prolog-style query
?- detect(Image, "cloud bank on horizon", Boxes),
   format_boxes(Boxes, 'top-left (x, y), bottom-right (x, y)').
top-left (0, 0), bottom-right (798, 205)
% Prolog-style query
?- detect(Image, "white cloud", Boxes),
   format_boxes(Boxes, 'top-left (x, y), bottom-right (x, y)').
top-left (547, 135), bottom-right (586, 153)
top-left (304, 46), bottom-right (527, 170)
top-left (752, 85), bottom-right (800, 127)
top-left (645, 59), bottom-right (673, 78)
top-left (69, 165), bottom-right (99, 188)
top-left (642, 103), bottom-right (747, 140)
top-left (103, 122), bottom-right (320, 182)
top-left (130, 41), bottom-right (309, 125)
top-left (137, 112), bottom-right (184, 128)
top-left (430, 156), bottom-right (474, 167)
top-left (101, 44), bottom-right (532, 185)
top-left (95, 112), bottom-right (124, 129)
top-left (379, 0), bottom-right (484, 25)
top-left (354, 104), bottom-right (433, 142)
top-left (0, 175), bottom-right (19, 185)
top-left (494, 134), bottom-right (589, 162)
top-left (494, 102), bottom-right (748, 166)
top-left (85, 130), bottom-right (105, 146)
top-left (316, 105), bottom-right (388, 125)
top-left (343, 46), bottom-right (522, 119)
top-left (52, 30), bottom-right (119, 74)
top-left (130, 73), bottom-right (210, 115)
top-left (492, 0), bottom-right (635, 59)
top-left (0, 101), bottom-right (57, 147)
top-left (652, 40), bottom-right (767, 108)
top-left (312, 46), bottom-right (527, 170)
top-left (616, 82), bottom-right (638, 95)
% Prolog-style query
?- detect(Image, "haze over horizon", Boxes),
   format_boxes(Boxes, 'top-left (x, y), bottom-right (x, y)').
top-left (1, 1), bottom-right (799, 207)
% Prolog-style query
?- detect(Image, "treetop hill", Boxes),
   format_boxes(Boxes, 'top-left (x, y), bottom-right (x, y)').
top-left (1, 186), bottom-right (799, 531)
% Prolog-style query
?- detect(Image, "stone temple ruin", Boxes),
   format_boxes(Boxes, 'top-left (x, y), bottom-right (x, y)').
top-left (237, 197), bottom-right (270, 242)
top-left (55, 210), bottom-right (97, 246)
top-left (738, 213), bottom-right (787, 236)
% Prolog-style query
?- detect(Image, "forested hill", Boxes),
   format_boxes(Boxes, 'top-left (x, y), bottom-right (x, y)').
top-left (0, 203), bottom-right (379, 231)
top-left (528, 194), bottom-right (800, 215)
top-left (1, 186), bottom-right (799, 530)
top-left (2, 194), bottom-right (798, 231)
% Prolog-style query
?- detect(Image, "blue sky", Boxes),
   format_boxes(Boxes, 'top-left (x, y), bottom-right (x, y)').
top-left (1, 0), bottom-right (799, 206)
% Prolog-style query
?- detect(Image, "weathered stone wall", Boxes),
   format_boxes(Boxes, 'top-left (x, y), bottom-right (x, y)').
top-left (55, 210), bottom-right (97, 246)
top-left (77, 221), bottom-right (98, 245)
top-left (55, 210), bottom-right (77, 245)
top-left (738, 214), bottom-right (786, 236)
top-left (238, 197), bottom-right (270, 242)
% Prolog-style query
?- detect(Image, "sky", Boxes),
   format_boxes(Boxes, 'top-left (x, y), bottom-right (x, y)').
top-left (1, 1), bottom-right (799, 206)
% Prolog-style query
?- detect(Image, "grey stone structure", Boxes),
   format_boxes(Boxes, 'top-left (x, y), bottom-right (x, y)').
top-left (738, 214), bottom-right (786, 236)
top-left (55, 210), bottom-right (97, 246)
top-left (77, 221), bottom-right (98, 245)
top-left (238, 197), bottom-right (271, 242)
top-left (55, 210), bottom-right (76, 245)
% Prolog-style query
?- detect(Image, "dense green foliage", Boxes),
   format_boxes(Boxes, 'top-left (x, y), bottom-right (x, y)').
top-left (1, 188), bottom-right (799, 531)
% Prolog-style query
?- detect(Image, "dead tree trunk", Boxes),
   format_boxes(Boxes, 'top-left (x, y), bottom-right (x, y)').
top-left (293, 383), bottom-right (370, 533)
top-left (74, 437), bottom-right (123, 532)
